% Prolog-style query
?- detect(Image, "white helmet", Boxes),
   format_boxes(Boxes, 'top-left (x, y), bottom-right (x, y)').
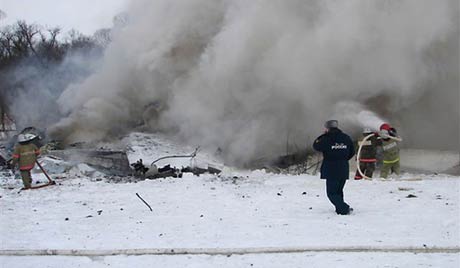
top-left (363, 127), bottom-right (373, 134)
top-left (17, 133), bottom-right (37, 143)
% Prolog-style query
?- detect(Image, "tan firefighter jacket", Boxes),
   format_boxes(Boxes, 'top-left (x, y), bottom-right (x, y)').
top-left (12, 143), bottom-right (40, 170)
top-left (381, 139), bottom-right (400, 164)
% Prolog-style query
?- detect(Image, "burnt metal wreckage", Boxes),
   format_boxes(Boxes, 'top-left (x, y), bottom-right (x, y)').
top-left (43, 145), bottom-right (222, 179)
top-left (131, 147), bottom-right (222, 179)
top-left (0, 127), bottom-right (223, 182)
top-left (1, 126), bottom-right (316, 182)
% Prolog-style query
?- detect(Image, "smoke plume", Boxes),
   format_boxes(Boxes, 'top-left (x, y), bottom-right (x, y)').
top-left (50, 0), bottom-right (459, 165)
top-left (2, 48), bottom-right (102, 135)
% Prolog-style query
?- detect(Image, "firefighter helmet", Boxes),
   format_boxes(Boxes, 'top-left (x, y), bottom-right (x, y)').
top-left (380, 123), bottom-right (391, 131)
top-left (363, 127), bottom-right (373, 134)
top-left (17, 133), bottom-right (37, 143)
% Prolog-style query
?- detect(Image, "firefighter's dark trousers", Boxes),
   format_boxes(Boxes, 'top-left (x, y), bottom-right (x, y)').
top-left (326, 178), bottom-right (350, 215)
top-left (355, 162), bottom-right (376, 179)
top-left (20, 169), bottom-right (32, 189)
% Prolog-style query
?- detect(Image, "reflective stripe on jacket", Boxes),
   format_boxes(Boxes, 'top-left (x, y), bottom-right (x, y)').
top-left (383, 158), bottom-right (400, 164)
top-left (360, 158), bottom-right (377, 163)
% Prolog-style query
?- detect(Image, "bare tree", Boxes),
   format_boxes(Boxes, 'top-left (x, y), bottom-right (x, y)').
top-left (15, 21), bottom-right (41, 58)
top-left (0, 27), bottom-right (15, 62)
top-left (93, 28), bottom-right (112, 47)
top-left (66, 29), bottom-right (97, 51)
top-left (0, 20), bottom-right (104, 129)
top-left (38, 27), bottom-right (66, 61)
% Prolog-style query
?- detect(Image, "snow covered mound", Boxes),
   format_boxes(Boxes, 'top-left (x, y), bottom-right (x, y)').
top-left (400, 149), bottom-right (460, 175)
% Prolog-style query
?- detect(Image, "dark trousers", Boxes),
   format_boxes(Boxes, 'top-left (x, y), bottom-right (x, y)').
top-left (326, 178), bottom-right (350, 215)
top-left (355, 162), bottom-right (375, 179)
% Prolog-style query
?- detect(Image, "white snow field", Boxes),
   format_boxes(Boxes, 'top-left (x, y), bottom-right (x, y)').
top-left (1, 133), bottom-right (459, 267)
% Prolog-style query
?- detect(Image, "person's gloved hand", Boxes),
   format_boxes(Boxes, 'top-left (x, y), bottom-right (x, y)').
top-left (379, 130), bottom-right (390, 139)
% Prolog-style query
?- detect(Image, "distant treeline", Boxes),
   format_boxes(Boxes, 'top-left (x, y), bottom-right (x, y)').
top-left (0, 21), bottom-right (109, 128)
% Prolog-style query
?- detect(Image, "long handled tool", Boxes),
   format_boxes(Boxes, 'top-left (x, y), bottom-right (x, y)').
top-left (29, 160), bottom-right (56, 189)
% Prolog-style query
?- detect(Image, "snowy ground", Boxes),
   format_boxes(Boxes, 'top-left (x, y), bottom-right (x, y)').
top-left (1, 133), bottom-right (459, 267)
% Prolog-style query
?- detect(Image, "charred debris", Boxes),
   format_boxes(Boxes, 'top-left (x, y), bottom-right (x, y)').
top-left (1, 126), bottom-right (320, 181)
top-left (0, 126), bottom-right (224, 180)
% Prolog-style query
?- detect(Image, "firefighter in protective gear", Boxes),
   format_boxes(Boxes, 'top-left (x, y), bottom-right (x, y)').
top-left (354, 128), bottom-right (381, 180)
top-left (11, 133), bottom-right (40, 189)
top-left (379, 129), bottom-right (400, 178)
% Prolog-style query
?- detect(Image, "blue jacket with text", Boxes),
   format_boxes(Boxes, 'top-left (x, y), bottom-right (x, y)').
top-left (313, 128), bottom-right (355, 180)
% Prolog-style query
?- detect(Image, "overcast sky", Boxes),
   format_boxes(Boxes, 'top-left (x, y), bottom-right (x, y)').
top-left (0, 0), bottom-right (128, 35)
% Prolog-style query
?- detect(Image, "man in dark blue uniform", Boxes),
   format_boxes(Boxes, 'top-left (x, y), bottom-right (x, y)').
top-left (313, 120), bottom-right (355, 215)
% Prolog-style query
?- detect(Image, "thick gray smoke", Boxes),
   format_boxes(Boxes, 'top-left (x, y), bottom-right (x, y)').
top-left (50, 0), bottom-right (459, 164)
top-left (7, 54), bottom-right (100, 129)
top-left (0, 9), bottom-right (6, 20)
